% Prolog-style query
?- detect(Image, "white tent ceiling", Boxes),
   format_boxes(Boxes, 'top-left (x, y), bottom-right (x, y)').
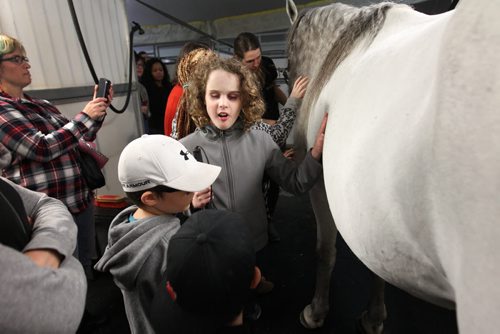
top-left (125, 0), bottom-right (315, 24)
top-left (126, 0), bottom-right (453, 57)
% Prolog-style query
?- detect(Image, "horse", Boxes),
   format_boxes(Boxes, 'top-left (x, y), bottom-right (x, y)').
top-left (285, 0), bottom-right (500, 333)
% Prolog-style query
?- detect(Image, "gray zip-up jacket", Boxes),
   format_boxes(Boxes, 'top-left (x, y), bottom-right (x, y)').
top-left (94, 206), bottom-right (180, 334)
top-left (181, 117), bottom-right (322, 251)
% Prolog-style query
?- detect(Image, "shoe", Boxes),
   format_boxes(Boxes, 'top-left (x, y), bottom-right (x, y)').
top-left (256, 277), bottom-right (274, 295)
top-left (268, 222), bottom-right (281, 243)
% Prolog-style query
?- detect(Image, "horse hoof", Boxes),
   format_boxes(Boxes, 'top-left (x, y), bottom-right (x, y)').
top-left (299, 305), bottom-right (325, 329)
top-left (355, 311), bottom-right (384, 334)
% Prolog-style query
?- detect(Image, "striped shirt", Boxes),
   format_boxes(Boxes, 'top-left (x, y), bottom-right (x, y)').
top-left (0, 91), bottom-right (104, 214)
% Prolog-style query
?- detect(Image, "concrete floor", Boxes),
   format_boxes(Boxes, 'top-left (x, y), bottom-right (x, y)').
top-left (78, 192), bottom-right (458, 334)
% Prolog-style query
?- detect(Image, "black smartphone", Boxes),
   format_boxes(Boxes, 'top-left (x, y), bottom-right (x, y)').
top-left (193, 146), bottom-right (203, 162)
top-left (96, 78), bottom-right (111, 100)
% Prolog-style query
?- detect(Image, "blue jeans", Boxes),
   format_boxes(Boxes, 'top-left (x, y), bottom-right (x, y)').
top-left (72, 200), bottom-right (97, 268)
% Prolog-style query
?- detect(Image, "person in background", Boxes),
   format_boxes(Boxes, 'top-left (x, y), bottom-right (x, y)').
top-left (234, 32), bottom-right (293, 243)
top-left (137, 51), bottom-right (150, 62)
top-left (0, 144), bottom-right (87, 333)
top-left (141, 57), bottom-right (172, 134)
top-left (164, 41), bottom-right (210, 137)
top-left (0, 33), bottom-right (111, 279)
top-left (94, 135), bottom-right (220, 334)
top-left (171, 47), bottom-right (217, 139)
top-left (234, 32), bottom-right (287, 125)
top-left (180, 56), bottom-right (327, 299)
top-left (250, 75), bottom-right (308, 150)
top-left (135, 52), bottom-right (150, 134)
top-left (150, 210), bottom-right (260, 334)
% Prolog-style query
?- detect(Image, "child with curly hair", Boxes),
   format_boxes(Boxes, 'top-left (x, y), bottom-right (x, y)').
top-left (180, 56), bottom-right (327, 295)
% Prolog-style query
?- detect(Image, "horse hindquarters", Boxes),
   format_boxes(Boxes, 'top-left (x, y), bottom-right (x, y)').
top-left (432, 1), bottom-right (500, 332)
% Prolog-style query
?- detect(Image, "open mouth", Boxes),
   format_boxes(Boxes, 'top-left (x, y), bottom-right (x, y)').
top-left (218, 112), bottom-right (229, 120)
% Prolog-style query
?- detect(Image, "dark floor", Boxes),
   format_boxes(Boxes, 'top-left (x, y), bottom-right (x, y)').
top-left (78, 192), bottom-right (458, 334)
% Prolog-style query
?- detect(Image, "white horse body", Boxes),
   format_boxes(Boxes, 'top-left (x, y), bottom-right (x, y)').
top-left (299, 1), bottom-right (500, 332)
top-left (313, 7), bottom-right (456, 306)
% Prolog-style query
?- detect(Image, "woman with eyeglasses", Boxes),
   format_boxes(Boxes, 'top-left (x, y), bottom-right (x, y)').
top-left (0, 33), bottom-right (111, 279)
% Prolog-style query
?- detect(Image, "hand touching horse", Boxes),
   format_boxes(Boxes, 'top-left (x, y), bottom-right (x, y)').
top-left (286, 0), bottom-right (500, 333)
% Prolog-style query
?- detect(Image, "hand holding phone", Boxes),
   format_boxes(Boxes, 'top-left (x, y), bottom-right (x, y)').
top-left (96, 78), bottom-right (111, 101)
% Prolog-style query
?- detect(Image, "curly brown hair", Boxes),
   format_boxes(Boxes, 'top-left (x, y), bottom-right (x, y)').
top-left (185, 57), bottom-right (264, 131)
top-left (175, 48), bottom-right (217, 139)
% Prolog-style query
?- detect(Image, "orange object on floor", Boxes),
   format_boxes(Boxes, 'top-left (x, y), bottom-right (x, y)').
top-left (94, 195), bottom-right (129, 209)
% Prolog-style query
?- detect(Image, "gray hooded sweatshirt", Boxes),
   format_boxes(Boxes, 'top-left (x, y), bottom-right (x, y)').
top-left (94, 206), bottom-right (180, 334)
top-left (0, 176), bottom-right (86, 334)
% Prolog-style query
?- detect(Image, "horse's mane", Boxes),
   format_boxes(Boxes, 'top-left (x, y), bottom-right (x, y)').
top-left (288, 2), bottom-right (398, 147)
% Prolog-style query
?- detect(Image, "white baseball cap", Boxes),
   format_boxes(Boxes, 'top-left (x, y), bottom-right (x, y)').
top-left (118, 135), bottom-right (221, 193)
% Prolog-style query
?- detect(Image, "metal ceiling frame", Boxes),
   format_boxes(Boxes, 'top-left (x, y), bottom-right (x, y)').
top-left (135, 0), bottom-right (233, 49)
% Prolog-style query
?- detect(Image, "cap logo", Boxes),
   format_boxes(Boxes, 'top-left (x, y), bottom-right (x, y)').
top-left (124, 179), bottom-right (151, 189)
top-left (180, 150), bottom-right (190, 161)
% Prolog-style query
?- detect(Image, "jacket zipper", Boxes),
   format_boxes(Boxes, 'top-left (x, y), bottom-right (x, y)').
top-left (221, 132), bottom-right (236, 211)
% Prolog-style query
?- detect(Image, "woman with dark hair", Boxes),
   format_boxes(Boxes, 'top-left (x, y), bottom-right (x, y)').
top-left (141, 57), bottom-right (172, 134)
top-left (233, 32), bottom-right (288, 124)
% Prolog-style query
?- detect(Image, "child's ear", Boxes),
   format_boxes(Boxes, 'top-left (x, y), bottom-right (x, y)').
top-left (140, 191), bottom-right (158, 207)
top-left (250, 266), bottom-right (262, 289)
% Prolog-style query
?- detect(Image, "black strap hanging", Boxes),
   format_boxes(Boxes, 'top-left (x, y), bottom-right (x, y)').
top-left (0, 179), bottom-right (31, 251)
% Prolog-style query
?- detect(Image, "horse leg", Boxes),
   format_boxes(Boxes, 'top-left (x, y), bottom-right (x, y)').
top-left (356, 273), bottom-right (386, 334)
top-left (300, 177), bottom-right (338, 329)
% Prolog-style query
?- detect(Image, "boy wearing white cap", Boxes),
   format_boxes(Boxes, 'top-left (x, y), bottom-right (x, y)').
top-left (94, 135), bottom-right (221, 334)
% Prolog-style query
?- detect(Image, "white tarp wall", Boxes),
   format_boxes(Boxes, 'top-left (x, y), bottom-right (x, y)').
top-left (0, 0), bottom-right (143, 196)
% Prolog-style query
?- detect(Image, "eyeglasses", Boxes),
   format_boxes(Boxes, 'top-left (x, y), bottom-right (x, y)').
top-left (0, 55), bottom-right (30, 65)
